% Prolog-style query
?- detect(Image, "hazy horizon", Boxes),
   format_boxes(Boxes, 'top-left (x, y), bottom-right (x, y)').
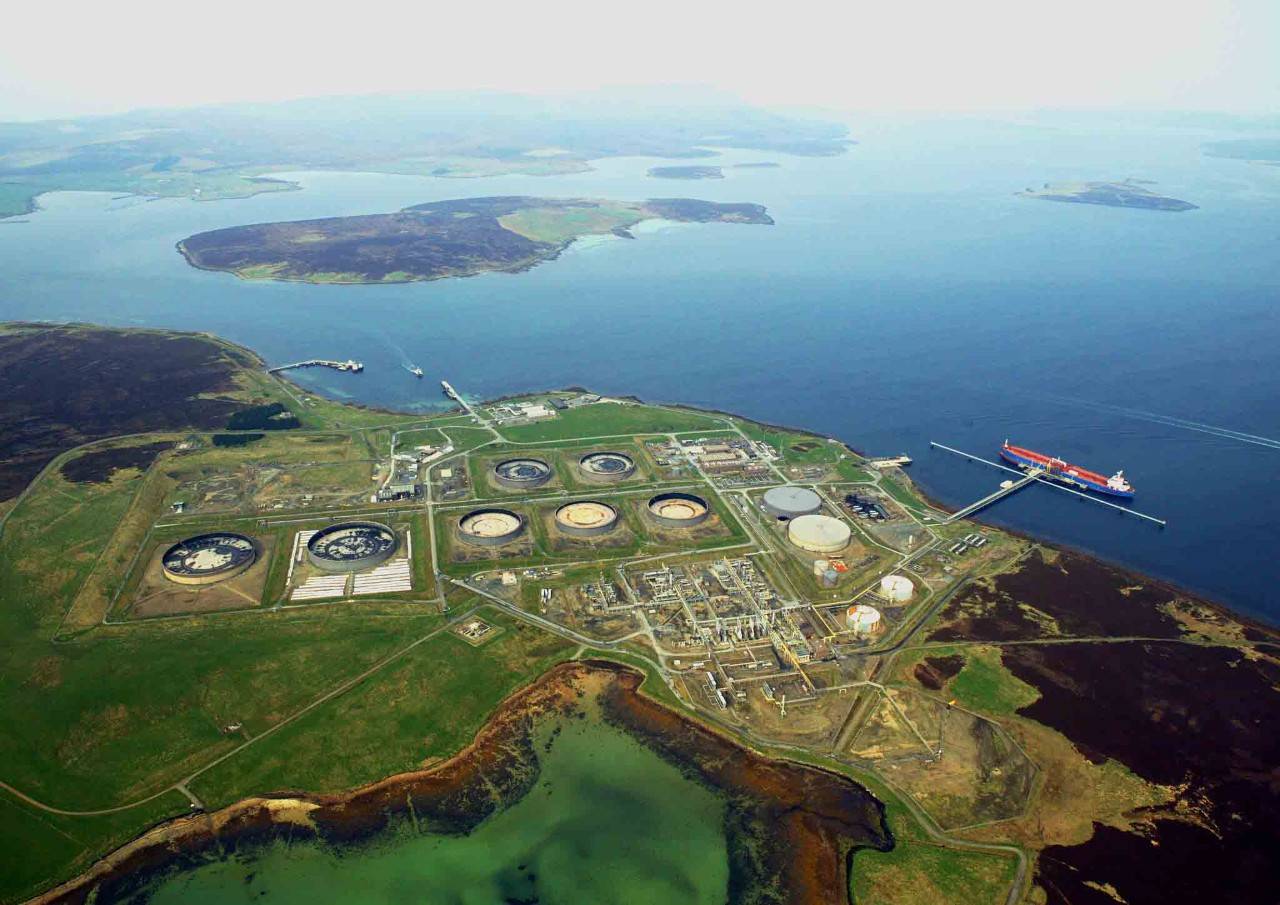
top-left (3, 0), bottom-right (1276, 121)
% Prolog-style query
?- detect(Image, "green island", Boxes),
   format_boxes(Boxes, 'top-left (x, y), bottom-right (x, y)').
top-left (176, 196), bottom-right (772, 284)
top-left (1016, 179), bottom-right (1198, 211)
top-left (648, 165), bottom-right (725, 180)
top-left (0, 93), bottom-right (851, 218)
top-left (1, 322), bottom-right (1276, 905)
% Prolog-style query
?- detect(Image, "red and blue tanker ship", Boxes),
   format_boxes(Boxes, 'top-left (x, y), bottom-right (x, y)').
top-left (1000, 441), bottom-right (1135, 499)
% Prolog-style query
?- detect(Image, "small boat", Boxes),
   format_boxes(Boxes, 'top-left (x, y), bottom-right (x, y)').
top-left (405, 364), bottom-right (424, 378)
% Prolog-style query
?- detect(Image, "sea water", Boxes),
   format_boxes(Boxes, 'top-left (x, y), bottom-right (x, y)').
top-left (2, 115), bottom-right (1278, 620)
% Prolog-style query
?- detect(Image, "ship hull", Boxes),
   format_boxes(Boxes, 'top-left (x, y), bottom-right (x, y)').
top-left (999, 448), bottom-right (1135, 499)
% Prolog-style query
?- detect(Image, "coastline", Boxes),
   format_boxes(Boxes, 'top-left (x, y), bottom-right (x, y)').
top-left (27, 661), bottom-right (891, 905)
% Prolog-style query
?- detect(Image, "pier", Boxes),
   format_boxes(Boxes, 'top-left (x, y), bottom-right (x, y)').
top-left (269, 359), bottom-right (363, 374)
top-left (945, 469), bottom-right (1042, 522)
top-left (930, 441), bottom-right (1167, 527)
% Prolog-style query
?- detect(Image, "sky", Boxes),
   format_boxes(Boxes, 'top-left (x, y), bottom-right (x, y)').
top-left (1, 0), bottom-right (1276, 120)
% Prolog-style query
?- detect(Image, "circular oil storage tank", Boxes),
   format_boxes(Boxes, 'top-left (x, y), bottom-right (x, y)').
top-left (787, 514), bottom-right (852, 553)
top-left (307, 521), bottom-right (398, 573)
top-left (458, 508), bottom-right (525, 546)
top-left (162, 532), bottom-right (257, 585)
top-left (555, 500), bottom-right (620, 537)
top-left (493, 458), bottom-right (552, 490)
top-left (846, 604), bottom-right (883, 636)
top-left (578, 451), bottom-right (636, 483)
top-left (647, 492), bottom-right (710, 529)
top-left (762, 486), bottom-right (823, 520)
top-left (879, 574), bottom-right (915, 602)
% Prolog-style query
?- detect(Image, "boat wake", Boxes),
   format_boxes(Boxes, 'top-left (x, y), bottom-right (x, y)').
top-left (1043, 394), bottom-right (1280, 451)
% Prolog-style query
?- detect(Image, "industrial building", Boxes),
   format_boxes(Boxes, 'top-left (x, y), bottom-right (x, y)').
top-left (493, 458), bottom-right (553, 489)
top-left (161, 532), bottom-right (257, 585)
top-left (554, 501), bottom-right (620, 537)
top-left (306, 522), bottom-right (398, 573)
top-left (647, 492), bottom-right (711, 528)
top-left (787, 514), bottom-right (852, 553)
top-left (762, 486), bottom-right (822, 519)
top-left (457, 508), bottom-right (526, 546)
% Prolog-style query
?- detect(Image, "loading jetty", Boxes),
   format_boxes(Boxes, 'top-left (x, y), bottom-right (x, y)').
top-left (269, 359), bottom-right (363, 374)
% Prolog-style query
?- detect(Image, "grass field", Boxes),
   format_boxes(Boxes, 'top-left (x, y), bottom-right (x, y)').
top-left (948, 647), bottom-right (1041, 716)
top-left (497, 403), bottom-right (723, 443)
top-left (851, 837), bottom-right (1019, 905)
top-left (498, 201), bottom-right (642, 244)
top-left (190, 608), bottom-right (572, 808)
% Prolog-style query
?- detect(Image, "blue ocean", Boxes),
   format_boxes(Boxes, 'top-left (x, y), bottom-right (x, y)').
top-left (3, 115), bottom-right (1277, 621)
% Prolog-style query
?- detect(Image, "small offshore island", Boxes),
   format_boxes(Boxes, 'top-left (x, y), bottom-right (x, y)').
top-left (1, 323), bottom-right (1278, 905)
top-left (1017, 180), bottom-right (1197, 211)
top-left (177, 196), bottom-right (771, 284)
top-left (648, 165), bottom-right (725, 180)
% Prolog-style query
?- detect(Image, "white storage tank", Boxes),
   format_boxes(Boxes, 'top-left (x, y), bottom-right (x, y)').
top-left (846, 604), bottom-right (883, 636)
top-left (879, 574), bottom-right (915, 602)
top-left (762, 486), bottom-right (822, 519)
top-left (787, 514), bottom-right (852, 553)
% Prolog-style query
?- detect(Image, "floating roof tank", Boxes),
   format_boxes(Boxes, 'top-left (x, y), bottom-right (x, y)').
top-left (306, 522), bottom-right (398, 573)
top-left (457, 508), bottom-right (526, 546)
top-left (161, 532), bottom-right (257, 585)
top-left (554, 500), bottom-right (619, 537)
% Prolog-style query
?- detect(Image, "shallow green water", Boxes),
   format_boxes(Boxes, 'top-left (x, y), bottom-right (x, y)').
top-left (140, 714), bottom-right (729, 905)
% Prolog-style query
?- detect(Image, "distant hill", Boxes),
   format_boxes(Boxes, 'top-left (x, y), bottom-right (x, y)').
top-left (0, 91), bottom-right (851, 217)
top-left (1203, 139), bottom-right (1280, 162)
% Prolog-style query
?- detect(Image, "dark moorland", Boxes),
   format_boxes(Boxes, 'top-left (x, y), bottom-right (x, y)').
top-left (0, 325), bottom-right (270, 501)
top-left (178, 196), bottom-right (773, 284)
top-left (928, 550), bottom-right (1280, 904)
top-left (59, 442), bottom-right (174, 485)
